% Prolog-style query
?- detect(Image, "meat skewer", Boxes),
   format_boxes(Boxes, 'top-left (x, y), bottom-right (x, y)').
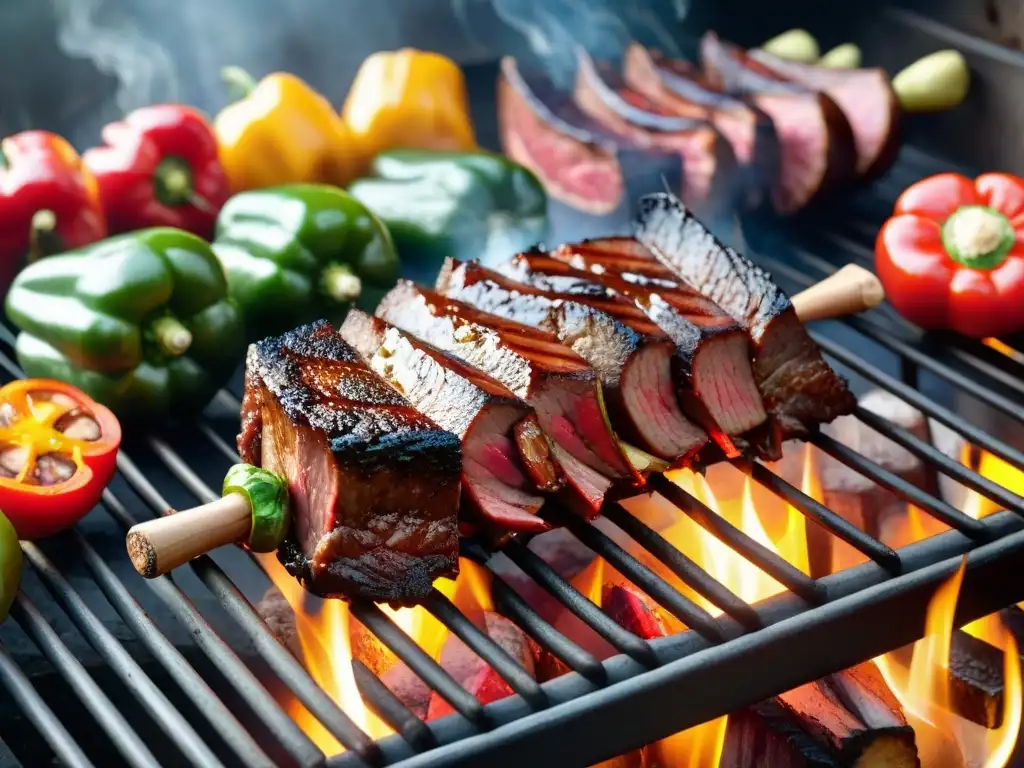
top-left (125, 257), bottom-right (882, 596)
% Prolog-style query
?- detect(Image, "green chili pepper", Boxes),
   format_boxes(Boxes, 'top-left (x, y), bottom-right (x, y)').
top-left (348, 149), bottom-right (548, 283)
top-left (5, 227), bottom-right (246, 421)
top-left (0, 510), bottom-right (22, 622)
top-left (212, 183), bottom-right (400, 340)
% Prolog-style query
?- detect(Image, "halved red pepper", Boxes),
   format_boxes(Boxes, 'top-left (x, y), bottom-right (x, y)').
top-left (875, 172), bottom-right (1024, 338)
top-left (0, 379), bottom-right (121, 539)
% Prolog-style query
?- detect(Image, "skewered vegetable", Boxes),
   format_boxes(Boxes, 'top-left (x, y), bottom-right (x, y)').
top-left (0, 379), bottom-right (121, 539)
top-left (214, 68), bottom-right (357, 193)
top-left (892, 50), bottom-right (970, 113)
top-left (758, 29), bottom-right (820, 63)
top-left (348, 149), bottom-right (548, 281)
top-left (0, 131), bottom-right (106, 289)
top-left (212, 183), bottom-right (399, 339)
top-left (5, 228), bottom-right (246, 420)
top-left (875, 172), bottom-right (1024, 338)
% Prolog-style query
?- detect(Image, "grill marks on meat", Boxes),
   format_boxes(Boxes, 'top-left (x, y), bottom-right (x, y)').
top-left (341, 310), bottom-right (556, 535)
top-left (237, 320), bottom-right (460, 605)
top-left (573, 48), bottom-right (737, 218)
top-left (505, 245), bottom-right (766, 457)
top-left (635, 193), bottom-right (855, 451)
top-left (699, 32), bottom-right (857, 213)
top-left (377, 281), bottom-right (637, 511)
top-left (438, 257), bottom-right (708, 462)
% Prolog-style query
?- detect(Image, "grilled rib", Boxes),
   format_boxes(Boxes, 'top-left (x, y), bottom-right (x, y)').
top-left (437, 257), bottom-right (708, 462)
top-left (237, 320), bottom-right (460, 605)
top-left (376, 281), bottom-right (637, 512)
top-left (341, 310), bottom-right (555, 534)
top-left (507, 243), bottom-right (767, 457)
top-left (634, 192), bottom-right (855, 452)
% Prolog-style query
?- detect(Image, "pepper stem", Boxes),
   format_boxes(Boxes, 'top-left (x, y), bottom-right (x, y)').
top-left (321, 264), bottom-right (363, 304)
top-left (942, 205), bottom-right (1015, 270)
top-left (28, 209), bottom-right (60, 263)
top-left (221, 66), bottom-right (259, 101)
top-left (151, 317), bottom-right (193, 357)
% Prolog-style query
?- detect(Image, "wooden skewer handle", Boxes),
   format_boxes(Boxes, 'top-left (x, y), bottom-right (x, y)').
top-left (792, 264), bottom-right (885, 322)
top-left (126, 493), bottom-right (252, 579)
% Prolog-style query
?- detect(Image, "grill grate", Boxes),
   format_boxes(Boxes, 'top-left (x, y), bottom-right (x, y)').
top-left (0, 150), bottom-right (1023, 768)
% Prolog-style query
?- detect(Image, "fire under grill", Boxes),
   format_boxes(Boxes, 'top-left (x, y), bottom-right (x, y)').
top-left (1, 144), bottom-right (1023, 768)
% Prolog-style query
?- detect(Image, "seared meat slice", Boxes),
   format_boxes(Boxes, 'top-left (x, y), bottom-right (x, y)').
top-left (506, 245), bottom-right (766, 457)
top-left (437, 257), bottom-right (708, 462)
top-left (634, 193), bottom-right (855, 451)
top-left (237, 320), bottom-right (460, 606)
top-left (377, 281), bottom-right (638, 512)
top-left (622, 43), bottom-right (780, 211)
top-left (699, 32), bottom-right (857, 213)
top-left (340, 310), bottom-right (554, 534)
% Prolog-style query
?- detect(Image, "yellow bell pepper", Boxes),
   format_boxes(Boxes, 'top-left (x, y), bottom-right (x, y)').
top-left (342, 49), bottom-right (476, 175)
top-left (214, 67), bottom-right (356, 193)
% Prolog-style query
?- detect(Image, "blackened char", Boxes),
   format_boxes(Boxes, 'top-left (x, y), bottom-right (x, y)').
top-left (437, 257), bottom-right (707, 462)
top-left (573, 48), bottom-right (738, 219)
top-left (238, 320), bottom-right (461, 606)
top-left (505, 245), bottom-right (766, 457)
top-left (699, 32), bottom-right (857, 213)
top-left (340, 310), bottom-right (552, 534)
top-left (622, 43), bottom-right (780, 211)
top-left (635, 193), bottom-right (855, 447)
top-left (377, 281), bottom-right (637, 513)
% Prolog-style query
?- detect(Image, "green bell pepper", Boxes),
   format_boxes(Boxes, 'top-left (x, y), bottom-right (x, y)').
top-left (0, 510), bottom-right (20, 622)
top-left (212, 183), bottom-right (400, 340)
top-left (348, 149), bottom-right (548, 283)
top-left (5, 227), bottom-right (246, 421)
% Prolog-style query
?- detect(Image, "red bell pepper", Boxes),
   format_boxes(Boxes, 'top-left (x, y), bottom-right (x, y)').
top-left (83, 105), bottom-right (230, 239)
top-left (876, 172), bottom-right (1024, 339)
top-left (0, 379), bottom-right (121, 540)
top-left (0, 131), bottom-right (107, 288)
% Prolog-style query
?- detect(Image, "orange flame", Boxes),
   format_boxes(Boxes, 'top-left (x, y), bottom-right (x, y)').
top-left (876, 558), bottom-right (1022, 767)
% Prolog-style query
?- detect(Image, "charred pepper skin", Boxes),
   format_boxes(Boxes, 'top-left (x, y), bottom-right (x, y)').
top-left (212, 183), bottom-right (400, 340)
top-left (5, 228), bottom-right (246, 421)
top-left (348, 149), bottom-right (548, 283)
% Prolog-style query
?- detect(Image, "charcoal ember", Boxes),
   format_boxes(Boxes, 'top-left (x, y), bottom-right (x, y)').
top-left (379, 660), bottom-right (433, 720)
top-left (255, 586), bottom-right (302, 660)
top-left (427, 612), bottom-right (536, 719)
top-left (601, 583), bottom-right (667, 640)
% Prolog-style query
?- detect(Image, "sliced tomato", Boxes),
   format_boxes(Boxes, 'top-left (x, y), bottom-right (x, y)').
top-left (0, 379), bottom-right (121, 539)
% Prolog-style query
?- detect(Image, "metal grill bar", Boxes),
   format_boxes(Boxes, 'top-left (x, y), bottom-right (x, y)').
top-left (540, 505), bottom-right (725, 641)
top-left (351, 659), bottom-right (436, 751)
top-left (647, 475), bottom-right (825, 603)
top-left (0, 644), bottom-right (94, 768)
top-left (19, 543), bottom-right (225, 768)
top-left (9, 596), bottom-right (160, 768)
top-left (735, 459), bottom-right (902, 570)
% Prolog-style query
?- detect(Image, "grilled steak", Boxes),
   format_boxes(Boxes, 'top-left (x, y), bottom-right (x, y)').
top-left (437, 257), bottom-right (708, 462)
top-left (622, 43), bottom-right (780, 211)
top-left (634, 193), bottom-right (855, 450)
top-left (506, 244), bottom-right (766, 456)
top-left (237, 320), bottom-right (460, 605)
top-left (377, 281), bottom-right (638, 512)
top-left (498, 56), bottom-right (683, 225)
top-left (746, 48), bottom-right (901, 180)
top-left (341, 310), bottom-right (554, 534)
top-left (573, 48), bottom-right (738, 219)
top-left (699, 32), bottom-right (857, 213)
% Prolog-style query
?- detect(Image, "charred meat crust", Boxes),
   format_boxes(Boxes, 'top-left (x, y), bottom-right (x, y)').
top-left (634, 193), bottom-right (855, 447)
top-left (240, 320), bottom-right (461, 606)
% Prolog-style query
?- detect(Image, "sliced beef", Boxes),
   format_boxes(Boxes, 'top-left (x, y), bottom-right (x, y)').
top-left (634, 193), bottom-right (856, 451)
top-left (573, 48), bottom-right (738, 219)
top-left (622, 43), bottom-right (780, 211)
top-left (699, 32), bottom-right (857, 213)
top-left (340, 310), bottom-right (554, 535)
top-left (747, 48), bottom-right (901, 180)
top-left (498, 56), bottom-right (683, 219)
top-left (238, 320), bottom-right (460, 606)
top-left (377, 281), bottom-right (637, 512)
top-left (437, 257), bottom-right (708, 462)
top-left (505, 244), bottom-right (766, 457)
